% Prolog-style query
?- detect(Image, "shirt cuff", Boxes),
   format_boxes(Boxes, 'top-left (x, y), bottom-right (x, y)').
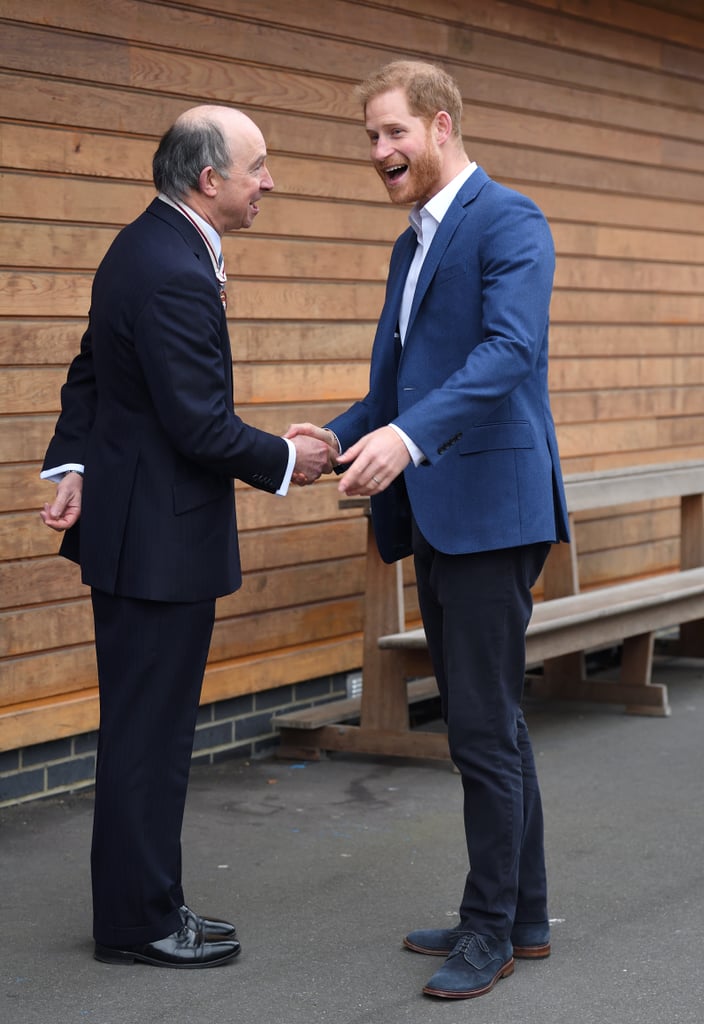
top-left (389, 424), bottom-right (426, 467)
top-left (325, 428), bottom-right (342, 454)
top-left (40, 464), bottom-right (85, 484)
top-left (276, 438), bottom-right (297, 496)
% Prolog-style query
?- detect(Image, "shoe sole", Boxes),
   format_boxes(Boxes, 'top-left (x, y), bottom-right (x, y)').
top-left (423, 958), bottom-right (515, 999)
top-left (513, 942), bottom-right (551, 959)
top-left (94, 945), bottom-right (241, 968)
top-left (404, 937), bottom-right (551, 959)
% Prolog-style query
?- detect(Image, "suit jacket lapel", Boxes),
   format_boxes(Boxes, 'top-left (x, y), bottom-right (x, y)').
top-left (147, 197), bottom-right (210, 264)
top-left (405, 168), bottom-right (489, 340)
top-left (148, 198), bottom-right (234, 401)
top-left (381, 228), bottom-right (417, 335)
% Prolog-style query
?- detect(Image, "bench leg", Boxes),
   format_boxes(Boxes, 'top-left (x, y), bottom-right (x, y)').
top-left (276, 727), bottom-right (328, 761)
top-left (274, 675), bottom-right (444, 761)
top-left (540, 652), bottom-right (586, 695)
top-left (619, 632), bottom-right (670, 717)
top-left (677, 620), bottom-right (704, 658)
top-left (360, 527), bottom-right (408, 733)
top-left (678, 494), bottom-right (704, 657)
top-left (529, 634), bottom-right (670, 717)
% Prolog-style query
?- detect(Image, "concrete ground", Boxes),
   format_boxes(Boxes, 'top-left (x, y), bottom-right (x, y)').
top-left (2, 654), bottom-right (703, 1024)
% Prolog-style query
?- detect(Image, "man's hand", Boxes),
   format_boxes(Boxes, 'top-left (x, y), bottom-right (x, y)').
top-left (40, 471), bottom-right (83, 532)
top-left (285, 422), bottom-right (336, 447)
top-left (289, 433), bottom-right (337, 485)
top-left (285, 423), bottom-right (339, 485)
top-left (337, 426), bottom-right (411, 496)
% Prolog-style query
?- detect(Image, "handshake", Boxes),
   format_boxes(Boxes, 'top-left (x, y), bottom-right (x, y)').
top-left (284, 422), bottom-right (412, 496)
top-left (284, 422), bottom-right (339, 486)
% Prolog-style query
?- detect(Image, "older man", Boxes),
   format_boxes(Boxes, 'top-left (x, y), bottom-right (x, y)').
top-left (41, 106), bottom-right (333, 968)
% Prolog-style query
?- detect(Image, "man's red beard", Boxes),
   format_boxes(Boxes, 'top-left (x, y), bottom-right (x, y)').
top-left (376, 140), bottom-right (442, 206)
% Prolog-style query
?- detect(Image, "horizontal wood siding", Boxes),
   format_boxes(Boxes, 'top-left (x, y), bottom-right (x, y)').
top-left (1, 0), bottom-right (703, 748)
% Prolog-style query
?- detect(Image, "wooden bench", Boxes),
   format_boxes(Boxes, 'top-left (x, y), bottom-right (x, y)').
top-left (274, 461), bottom-right (704, 761)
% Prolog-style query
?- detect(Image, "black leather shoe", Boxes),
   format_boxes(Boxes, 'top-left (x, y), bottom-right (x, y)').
top-left (180, 904), bottom-right (237, 941)
top-left (94, 925), bottom-right (240, 968)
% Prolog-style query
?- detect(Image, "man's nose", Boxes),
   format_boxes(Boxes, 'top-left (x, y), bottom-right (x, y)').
top-left (372, 136), bottom-right (395, 161)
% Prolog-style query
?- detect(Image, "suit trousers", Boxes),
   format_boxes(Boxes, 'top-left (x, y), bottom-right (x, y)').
top-left (412, 521), bottom-right (551, 940)
top-left (90, 589), bottom-right (215, 947)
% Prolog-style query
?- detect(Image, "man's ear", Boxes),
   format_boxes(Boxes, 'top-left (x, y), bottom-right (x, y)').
top-left (433, 110), bottom-right (454, 146)
top-left (198, 165), bottom-right (218, 196)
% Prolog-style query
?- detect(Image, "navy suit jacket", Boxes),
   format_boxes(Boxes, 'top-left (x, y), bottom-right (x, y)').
top-left (43, 198), bottom-right (290, 601)
top-left (328, 168), bottom-right (570, 563)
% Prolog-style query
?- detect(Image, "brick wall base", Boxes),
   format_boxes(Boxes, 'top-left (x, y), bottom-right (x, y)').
top-left (0, 671), bottom-right (349, 807)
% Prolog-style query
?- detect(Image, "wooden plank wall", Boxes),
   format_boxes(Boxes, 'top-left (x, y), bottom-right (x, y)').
top-left (1, 0), bottom-right (703, 750)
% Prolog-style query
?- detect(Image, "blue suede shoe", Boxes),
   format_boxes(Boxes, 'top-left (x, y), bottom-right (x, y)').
top-left (404, 921), bottom-right (551, 959)
top-left (511, 921), bottom-right (551, 958)
top-left (422, 933), bottom-right (514, 1000)
top-left (404, 926), bottom-right (468, 956)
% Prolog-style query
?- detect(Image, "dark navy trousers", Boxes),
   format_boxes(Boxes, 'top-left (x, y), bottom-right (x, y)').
top-left (412, 523), bottom-right (551, 940)
top-left (90, 589), bottom-right (215, 947)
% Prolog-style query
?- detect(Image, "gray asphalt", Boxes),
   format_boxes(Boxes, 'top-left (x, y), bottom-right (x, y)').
top-left (2, 654), bottom-right (703, 1024)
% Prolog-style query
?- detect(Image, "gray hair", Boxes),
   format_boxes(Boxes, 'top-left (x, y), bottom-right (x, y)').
top-left (152, 118), bottom-right (231, 199)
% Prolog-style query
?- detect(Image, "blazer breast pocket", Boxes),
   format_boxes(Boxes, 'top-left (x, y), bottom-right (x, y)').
top-left (433, 260), bottom-right (467, 285)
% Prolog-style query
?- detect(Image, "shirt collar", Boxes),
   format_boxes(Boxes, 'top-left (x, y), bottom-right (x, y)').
top-left (409, 162), bottom-right (477, 240)
top-left (158, 193), bottom-right (222, 261)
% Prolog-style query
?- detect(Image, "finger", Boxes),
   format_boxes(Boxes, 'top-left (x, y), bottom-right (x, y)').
top-left (337, 441), bottom-right (361, 465)
top-left (284, 423), bottom-right (304, 439)
top-left (339, 470), bottom-right (367, 496)
top-left (40, 512), bottom-right (65, 531)
top-left (49, 504), bottom-right (67, 521)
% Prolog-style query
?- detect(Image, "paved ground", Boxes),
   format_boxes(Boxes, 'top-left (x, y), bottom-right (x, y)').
top-left (2, 654), bottom-right (703, 1024)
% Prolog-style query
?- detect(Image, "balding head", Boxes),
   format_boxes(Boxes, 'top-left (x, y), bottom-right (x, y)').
top-left (153, 107), bottom-right (228, 199)
top-left (153, 104), bottom-right (273, 234)
top-left (153, 104), bottom-right (263, 199)
top-left (175, 104), bottom-right (254, 135)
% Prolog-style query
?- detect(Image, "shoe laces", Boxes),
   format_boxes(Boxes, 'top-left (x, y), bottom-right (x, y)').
top-left (451, 932), bottom-right (487, 958)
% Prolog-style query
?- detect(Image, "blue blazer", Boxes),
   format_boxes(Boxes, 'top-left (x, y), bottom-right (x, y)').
top-left (328, 168), bottom-right (570, 563)
top-left (43, 199), bottom-right (290, 601)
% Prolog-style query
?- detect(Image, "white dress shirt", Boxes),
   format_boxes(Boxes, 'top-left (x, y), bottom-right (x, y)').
top-left (391, 162), bottom-right (477, 465)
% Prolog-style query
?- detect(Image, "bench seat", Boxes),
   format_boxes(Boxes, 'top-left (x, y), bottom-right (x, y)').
top-left (380, 568), bottom-right (704, 656)
top-left (378, 567), bottom-right (704, 717)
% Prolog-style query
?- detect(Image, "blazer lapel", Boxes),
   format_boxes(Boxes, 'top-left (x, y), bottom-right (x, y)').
top-left (147, 197), bottom-right (209, 264)
top-left (405, 167), bottom-right (489, 339)
top-left (148, 198), bottom-right (233, 400)
top-left (382, 227), bottom-right (417, 335)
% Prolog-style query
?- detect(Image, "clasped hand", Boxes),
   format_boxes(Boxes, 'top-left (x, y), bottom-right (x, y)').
top-left (288, 431), bottom-right (338, 486)
top-left (285, 423), bottom-right (410, 494)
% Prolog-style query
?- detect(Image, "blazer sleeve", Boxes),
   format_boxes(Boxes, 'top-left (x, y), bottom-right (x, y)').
top-left (42, 323), bottom-right (97, 472)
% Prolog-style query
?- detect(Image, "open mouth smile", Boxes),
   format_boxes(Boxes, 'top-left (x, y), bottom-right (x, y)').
top-left (381, 163), bottom-right (408, 183)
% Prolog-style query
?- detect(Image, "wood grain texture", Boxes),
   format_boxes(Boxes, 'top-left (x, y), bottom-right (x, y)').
top-left (1, 0), bottom-right (703, 744)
